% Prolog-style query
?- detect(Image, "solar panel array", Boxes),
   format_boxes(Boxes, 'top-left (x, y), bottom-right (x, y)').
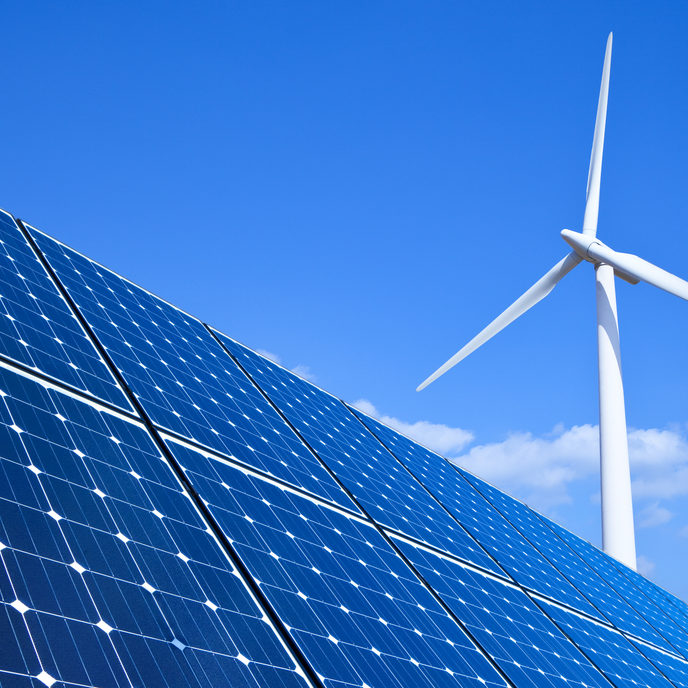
top-left (0, 208), bottom-right (685, 688)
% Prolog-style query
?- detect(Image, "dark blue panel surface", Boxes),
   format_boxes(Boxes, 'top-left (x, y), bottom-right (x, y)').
top-left (0, 364), bottom-right (309, 688)
top-left (354, 408), bottom-right (602, 620)
top-left (542, 515), bottom-right (679, 652)
top-left (632, 640), bottom-right (688, 687)
top-left (0, 212), bottom-right (130, 411)
top-left (397, 538), bottom-right (610, 688)
top-left (166, 438), bottom-right (509, 688)
top-left (458, 468), bottom-right (685, 652)
top-left (608, 559), bottom-right (688, 658)
top-left (541, 600), bottom-right (676, 688)
top-left (30, 228), bottom-right (355, 511)
top-left (218, 335), bottom-right (503, 576)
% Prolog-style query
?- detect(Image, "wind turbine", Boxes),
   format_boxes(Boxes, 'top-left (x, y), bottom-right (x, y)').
top-left (416, 33), bottom-right (688, 571)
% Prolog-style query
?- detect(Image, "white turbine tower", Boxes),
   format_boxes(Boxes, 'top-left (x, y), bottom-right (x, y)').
top-left (416, 33), bottom-right (688, 571)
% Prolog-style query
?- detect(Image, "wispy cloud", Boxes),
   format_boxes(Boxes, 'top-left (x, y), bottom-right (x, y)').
top-left (256, 349), bottom-right (317, 382)
top-left (638, 502), bottom-right (673, 528)
top-left (291, 364), bottom-right (316, 382)
top-left (351, 399), bottom-right (474, 455)
top-left (636, 555), bottom-right (656, 577)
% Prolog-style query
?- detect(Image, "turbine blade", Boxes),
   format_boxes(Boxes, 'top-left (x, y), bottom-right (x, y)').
top-left (587, 243), bottom-right (688, 300)
top-left (416, 252), bottom-right (582, 391)
top-left (583, 33), bottom-right (613, 237)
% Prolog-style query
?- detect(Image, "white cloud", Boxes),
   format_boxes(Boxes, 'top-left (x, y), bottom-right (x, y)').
top-left (450, 423), bottom-right (688, 511)
top-left (636, 555), bottom-right (656, 577)
top-left (351, 399), bottom-right (474, 455)
top-left (349, 399), bottom-right (688, 518)
top-left (453, 424), bottom-right (600, 510)
top-left (638, 502), bottom-right (673, 528)
top-left (291, 364), bottom-right (316, 382)
top-left (255, 350), bottom-right (316, 382)
top-left (256, 349), bottom-right (281, 363)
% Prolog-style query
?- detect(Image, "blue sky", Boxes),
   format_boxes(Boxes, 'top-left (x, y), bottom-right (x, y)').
top-left (2, 2), bottom-right (687, 597)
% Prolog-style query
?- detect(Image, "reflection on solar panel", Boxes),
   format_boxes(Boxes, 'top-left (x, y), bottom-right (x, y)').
top-left (0, 209), bottom-right (686, 687)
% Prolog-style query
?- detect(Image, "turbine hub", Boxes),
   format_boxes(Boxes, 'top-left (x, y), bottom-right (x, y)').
top-left (561, 229), bottom-right (602, 263)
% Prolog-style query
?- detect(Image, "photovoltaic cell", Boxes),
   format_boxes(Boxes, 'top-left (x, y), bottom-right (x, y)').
top-left (540, 600), bottom-right (676, 687)
top-left (0, 212), bottom-right (130, 412)
top-left (29, 227), bottom-right (356, 511)
top-left (0, 363), bottom-right (310, 688)
top-left (217, 334), bottom-right (503, 576)
top-left (164, 437), bottom-right (510, 688)
top-left (607, 558), bottom-right (688, 658)
top-left (396, 538), bottom-right (610, 688)
top-left (543, 515), bottom-right (680, 652)
top-left (632, 640), bottom-right (688, 687)
top-left (353, 408), bottom-right (602, 620)
top-left (458, 467), bottom-right (681, 651)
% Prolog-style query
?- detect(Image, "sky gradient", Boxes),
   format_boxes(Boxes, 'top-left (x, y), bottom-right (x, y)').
top-left (2, 2), bottom-right (687, 597)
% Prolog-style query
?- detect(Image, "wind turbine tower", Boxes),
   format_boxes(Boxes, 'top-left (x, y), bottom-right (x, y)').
top-left (417, 33), bottom-right (688, 571)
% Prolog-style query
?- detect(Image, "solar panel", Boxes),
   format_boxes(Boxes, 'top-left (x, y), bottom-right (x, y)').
top-left (27, 225), bottom-right (355, 512)
top-left (352, 407), bottom-right (603, 620)
top-left (216, 333), bottom-right (504, 577)
top-left (0, 210), bottom-right (685, 688)
top-left (396, 538), bottom-right (611, 687)
top-left (543, 514), bottom-right (685, 653)
top-left (540, 599), bottom-right (677, 687)
top-left (457, 466), bottom-right (687, 654)
top-left (163, 437), bottom-right (510, 688)
top-left (631, 640), bottom-right (688, 687)
top-left (0, 362), bottom-right (309, 688)
top-left (0, 212), bottom-right (131, 412)
top-left (607, 557), bottom-right (688, 657)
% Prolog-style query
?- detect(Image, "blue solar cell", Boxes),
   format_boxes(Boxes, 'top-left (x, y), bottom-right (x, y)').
top-left (164, 437), bottom-right (510, 688)
top-left (541, 600), bottom-right (676, 687)
top-left (353, 408), bottom-right (602, 620)
top-left (217, 334), bottom-right (503, 577)
top-left (457, 468), bottom-right (684, 651)
top-left (0, 363), bottom-right (309, 688)
top-left (605, 557), bottom-right (688, 658)
top-left (0, 212), bottom-right (130, 411)
top-left (632, 640), bottom-right (688, 687)
top-left (397, 538), bottom-right (610, 688)
top-left (542, 516), bottom-right (679, 652)
top-left (29, 227), bottom-right (355, 511)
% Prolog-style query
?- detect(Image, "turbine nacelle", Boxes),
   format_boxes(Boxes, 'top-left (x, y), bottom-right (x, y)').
top-left (561, 229), bottom-right (639, 284)
top-left (561, 228), bottom-right (605, 261)
top-left (561, 229), bottom-right (688, 299)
